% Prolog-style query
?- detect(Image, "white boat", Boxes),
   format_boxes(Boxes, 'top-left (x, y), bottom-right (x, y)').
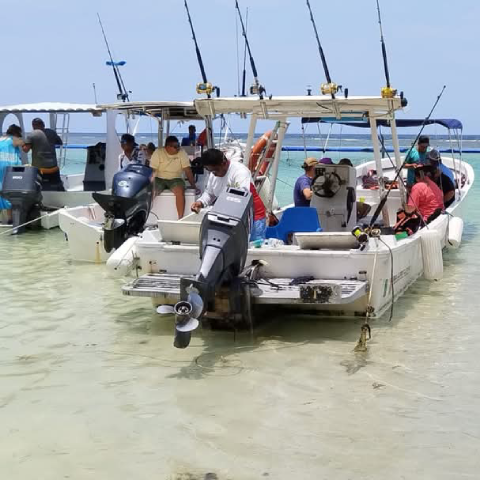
top-left (58, 101), bottom-right (256, 263)
top-left (0, 102), bottom-right (124, 229)
top-left (111, 95), bottom-right (473, 343)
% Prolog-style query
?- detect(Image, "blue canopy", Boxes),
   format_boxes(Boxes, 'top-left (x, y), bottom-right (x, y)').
top-left (301, 118), bottom-right (463, 130)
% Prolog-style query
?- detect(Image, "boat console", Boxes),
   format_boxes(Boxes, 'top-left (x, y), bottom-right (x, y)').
top-left (310, 163), bottom-right (357, 232)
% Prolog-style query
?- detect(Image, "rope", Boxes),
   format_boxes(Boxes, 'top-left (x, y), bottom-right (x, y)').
top-left (0, 211), bottom-right (55, 236)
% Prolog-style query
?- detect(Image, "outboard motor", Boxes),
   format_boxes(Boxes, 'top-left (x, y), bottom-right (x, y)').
top-left (310, 163), bottom-right (357, 232)
top-left (93, 164), bottom-right (153, 253)
top-left (1, 166), bottom-right (42, 234)
top-left (174, 187), bottom-right (253, 348)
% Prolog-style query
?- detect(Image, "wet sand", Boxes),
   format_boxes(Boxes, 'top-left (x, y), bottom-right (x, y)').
top-left (1, 206), bottom-right (480, 479)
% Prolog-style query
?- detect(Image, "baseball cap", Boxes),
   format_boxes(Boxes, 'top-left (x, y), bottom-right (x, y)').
top-left (426, 149), bottom-right (441, 163)
top-left (302, 157), bottom-right (318, 168)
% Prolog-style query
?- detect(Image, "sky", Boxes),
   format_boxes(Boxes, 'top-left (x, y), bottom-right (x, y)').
top-left (2, 0), bottom-right (479, 134)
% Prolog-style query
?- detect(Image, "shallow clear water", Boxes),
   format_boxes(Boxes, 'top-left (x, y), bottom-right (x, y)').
top-left (0, 146), bottom-right (479, 479)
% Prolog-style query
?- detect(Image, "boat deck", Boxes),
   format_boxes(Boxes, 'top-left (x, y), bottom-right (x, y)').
top-left (122, 274), bottom-right (368, 305)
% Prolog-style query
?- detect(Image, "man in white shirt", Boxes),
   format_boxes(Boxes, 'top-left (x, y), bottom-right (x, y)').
top-left (118, 133), bottom-right (146, 170)
top-left (191, 149), bottom-right (267, 241)
top-left (150, 136), bottom-right (198, 218)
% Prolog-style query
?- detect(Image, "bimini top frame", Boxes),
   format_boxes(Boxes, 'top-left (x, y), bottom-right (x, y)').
top-left (194, 95), bottom-right (405, 215)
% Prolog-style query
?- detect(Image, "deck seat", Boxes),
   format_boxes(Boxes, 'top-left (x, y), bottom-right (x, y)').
top-left (266, 207), bottom-right (321, 244)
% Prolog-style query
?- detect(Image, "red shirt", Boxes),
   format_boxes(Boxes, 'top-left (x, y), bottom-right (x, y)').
top-left (408, 177), bottom-right (444, 220)
top-left (250, 183), bottom-right (266, 221)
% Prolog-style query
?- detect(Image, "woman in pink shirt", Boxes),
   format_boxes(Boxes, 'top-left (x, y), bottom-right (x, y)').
top-left (406, 166), bottom-right (444, 222)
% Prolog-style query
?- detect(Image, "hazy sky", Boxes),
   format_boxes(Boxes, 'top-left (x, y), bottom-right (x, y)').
top-left (3, 0), bottom-right (479, 133)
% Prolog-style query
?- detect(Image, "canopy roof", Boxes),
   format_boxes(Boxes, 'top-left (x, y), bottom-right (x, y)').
top-left (0, 102), bottom-right (103, 114)
top-left (195, 95), bottom-right (403, 119)
top-left (98, 101), bottom-right (202, 120)
top-left (301, 117), bottom-right (463, 130)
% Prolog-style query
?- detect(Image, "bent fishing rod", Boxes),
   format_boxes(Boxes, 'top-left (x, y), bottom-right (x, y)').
top-left (235, 0), bottom-right (265, 99)
top-left (97, 13), bottom-right (130, 102)
top-left (184, 0), bottom-right (218, 98)
top-left (305, 0), bottom-right (337, 99)
top-left (368, 85), bottom-right (447, 227)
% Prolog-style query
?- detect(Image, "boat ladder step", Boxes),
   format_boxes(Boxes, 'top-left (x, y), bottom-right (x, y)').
top-left (122, 274), bottom-right (368, 306)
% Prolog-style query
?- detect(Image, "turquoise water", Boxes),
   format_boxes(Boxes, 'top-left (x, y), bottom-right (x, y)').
top-left (0, 138), bottom-right (479, 478)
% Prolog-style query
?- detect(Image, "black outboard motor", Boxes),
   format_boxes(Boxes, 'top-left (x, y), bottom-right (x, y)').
top-left (174, 187), bottom-right (253, 348)
top-left (92, 164), bottom-right (153, 253)
top-left (1, 166), bottom-right (42, 234)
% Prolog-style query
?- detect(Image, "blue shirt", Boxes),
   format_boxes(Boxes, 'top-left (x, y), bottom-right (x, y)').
top-left (294, 174), bottom-right (312, 207)
top-left (439, 162), bottom-right (455, 184)
top-left (405, 148), bottom-right (427, 186)
top-left (181, 134), bottom-right (196, 147)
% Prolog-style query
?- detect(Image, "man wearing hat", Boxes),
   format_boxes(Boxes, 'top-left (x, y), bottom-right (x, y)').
top-left (404, 135), bottom-right (430, 187)
top-left (118, 133), bottom-right (146, 170)
top-left (426, 149), bottom-right (455, 208)
top-left (293, 157), bottom-right (318, 207)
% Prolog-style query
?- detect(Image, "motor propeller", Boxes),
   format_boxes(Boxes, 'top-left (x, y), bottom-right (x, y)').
top-left (156, 286), bottom-right (204, 348)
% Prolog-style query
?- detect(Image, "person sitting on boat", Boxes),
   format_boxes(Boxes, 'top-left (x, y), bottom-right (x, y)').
top-left (426, 149), bottom-right (455, 208)
top-left (191, 148), bottom-right (267, 241)
top-left (181, 125), bottom-right (196, 147)
top-left (22, 118), bottom-right (64, 191)
top-left (403, 135), bottom-right (429, 188)
top-left (293, 157), bottom-right (318, 207)
top-left (0, 124), bottom-right (23, 224)
top-left (405, 165), bottom-right (444, 223)
top-left (118, 134), bottom-right (146, 170)
top-left (150, 135), bottom-right (198, 219)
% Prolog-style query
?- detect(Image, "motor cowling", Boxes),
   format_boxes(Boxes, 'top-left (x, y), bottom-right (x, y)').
top-left (1, 166), bottom-right (42, 234)
top-left (173, 187), bottom-right (253, 348)
top-left (93, 163), bottom-right (153, 253)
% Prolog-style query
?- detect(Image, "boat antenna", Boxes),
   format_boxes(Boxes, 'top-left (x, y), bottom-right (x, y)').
top-left (184, 0), bottom-right (219, 98)
top-left (92, 83), bottom-right (98, 104)
top-left (305, 0), bottom-right (338, 99)
top-left (375, 0), bottom-right (397, 100)
top-left (235, 0), bottom-right (265, 99)
top-left (368, 85), bottom-right (447, 227)
top-left (97, 13), bottom-right (131, 102)
top-left (241, 7), bottom-right (249, 97)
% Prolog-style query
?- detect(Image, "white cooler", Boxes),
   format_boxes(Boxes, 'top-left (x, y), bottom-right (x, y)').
top-left (151, 189), bottom-right (198, 221)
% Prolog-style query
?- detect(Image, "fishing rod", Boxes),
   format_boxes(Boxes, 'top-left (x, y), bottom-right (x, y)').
top-left (368, 85), bottom-right (447, 228)
top-left (97, 13), bottom-right (130, 102)
top-left (235, 0), bottom-right (265, 99)
top-left (305, 0), bottom-right (337, 99)
top-left (375, 0), bottom-right (398, 101)
top-left (184, 0), bottom-right (218, 98)
top-left (241, 7), bottom-right (249, 97)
